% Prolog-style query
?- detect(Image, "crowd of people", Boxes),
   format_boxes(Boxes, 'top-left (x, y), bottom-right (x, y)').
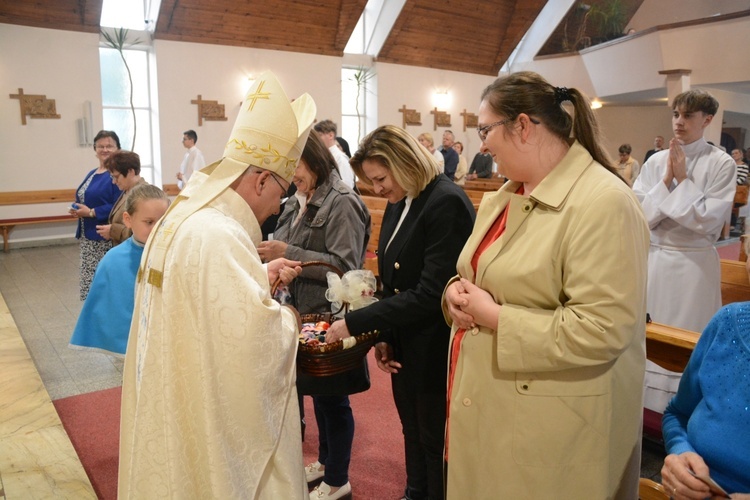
top-left (66, 70), bottom-right (749, 499)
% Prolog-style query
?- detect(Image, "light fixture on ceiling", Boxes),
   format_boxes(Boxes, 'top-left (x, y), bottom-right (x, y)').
top-left (433, 89), bottom-right (451, 109)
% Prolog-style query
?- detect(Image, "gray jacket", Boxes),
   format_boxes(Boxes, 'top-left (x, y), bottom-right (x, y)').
top-left (274, 170), bottom-right (371, 314)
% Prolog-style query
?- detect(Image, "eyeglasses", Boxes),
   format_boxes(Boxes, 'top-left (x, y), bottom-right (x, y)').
top-left (267, 173), bottom-right (288, 199)
top-left (477, 119), bottom-right (510, 142)
top-left (477, 116), bottom-right (541, 142)
top-left (95, 144), bottom-right (117, 151)
top-left (110, 172), bottom-right (122, 180)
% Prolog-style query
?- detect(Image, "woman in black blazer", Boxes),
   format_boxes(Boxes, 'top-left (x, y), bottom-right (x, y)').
top-left (327, 125), bottom-right (475, 500)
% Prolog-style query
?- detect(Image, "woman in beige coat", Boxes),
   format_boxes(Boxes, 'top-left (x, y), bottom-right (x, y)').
top-left (443, 72), bottom-right (650, 499)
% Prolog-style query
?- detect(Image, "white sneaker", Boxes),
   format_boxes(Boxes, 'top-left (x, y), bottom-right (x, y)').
top-left (310, 481), bottom-right (352, 500)
top-left (305, 460), bottom-right (325, 483)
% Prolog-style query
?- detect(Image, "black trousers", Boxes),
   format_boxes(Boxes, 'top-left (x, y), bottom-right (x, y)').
top-left (391, 373), bottom-right (446, 500)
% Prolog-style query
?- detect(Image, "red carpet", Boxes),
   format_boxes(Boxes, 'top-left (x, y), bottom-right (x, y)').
top-left (717, 240), bottom-right (741, 260)
top-left (53, 356), bottom-right (406, 499)
top-left (53, 386), bottom-right (121, 500)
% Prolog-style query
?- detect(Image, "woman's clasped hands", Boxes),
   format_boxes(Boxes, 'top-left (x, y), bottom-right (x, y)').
top-left (445, 278), bottom-right (501, 331)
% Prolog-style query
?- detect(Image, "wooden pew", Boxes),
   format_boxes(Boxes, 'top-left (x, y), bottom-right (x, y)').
top-left (356, 181), bottom-right (377, 197)
top-left (0, 185), bottom-right (180, 252)
top-left (720, 258), bottom-right (750, 305)
top-left (643, 320), bottom-right (700, 441)
top-left (463, 189), bottom-right (485, 210)
top-left (463, 178), bottom-right (505, 192)
top-left (0, 189), bottom-right (80, 252)
top-left (365, 208), bottom-right (383, 279)
top-left (360, 195), bottom-right (387, 212)
top-left (645, 321), bottom-right (700, 373)
top-left (0, 216), bottom-right (77, 253)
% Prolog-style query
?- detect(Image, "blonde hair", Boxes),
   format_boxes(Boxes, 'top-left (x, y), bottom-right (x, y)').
top-left (417, 132), bottom-right (434, 148)
top-left (351, 125), bottom-right (442, 198)
top-left (124, 184), bottom-right (169, 215)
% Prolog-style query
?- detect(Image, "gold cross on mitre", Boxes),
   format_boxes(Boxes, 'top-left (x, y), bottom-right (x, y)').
top-left (245, 80), bottom-right (271, 111)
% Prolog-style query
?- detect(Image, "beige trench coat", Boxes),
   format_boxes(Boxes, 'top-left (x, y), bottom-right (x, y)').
top-left (443, 142), bottom-right (649, 499)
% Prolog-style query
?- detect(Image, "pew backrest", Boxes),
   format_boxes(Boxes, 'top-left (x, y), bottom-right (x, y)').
top-left (720, 258), bottom-right (750, 305)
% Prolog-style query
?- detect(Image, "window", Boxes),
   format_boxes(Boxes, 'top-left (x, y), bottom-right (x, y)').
top-left (341, 67), bottom-right (375, 152)
top-left (99, 0), bottom-right (160, 184)
top-left (99, 46), bottom-right (156, 184)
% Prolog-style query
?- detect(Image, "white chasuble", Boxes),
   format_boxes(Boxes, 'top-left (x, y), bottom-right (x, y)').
top-left (119, 187), bottom-right (305, 499)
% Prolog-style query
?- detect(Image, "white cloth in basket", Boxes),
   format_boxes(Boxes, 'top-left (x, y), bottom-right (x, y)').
top-left (325, 270), bottom-right (377, 319)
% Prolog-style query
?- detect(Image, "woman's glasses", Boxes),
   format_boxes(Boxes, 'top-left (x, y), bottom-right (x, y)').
top-left (477, 116), bottom-right (540, 142)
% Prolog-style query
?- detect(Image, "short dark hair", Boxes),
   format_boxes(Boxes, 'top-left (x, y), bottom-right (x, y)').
top-left (183, 129), bottom-right (198, 143)
top-left (314, 119), bottom-right (337, 135)
top-left (336, 136), bottom-right (351, 158)
top-left (105, 150), bottom-right (141, 176)
top-left (93, 130), bottom-right (121, 151)
top-left (618, 144), bottom-right (632, 154)
top-left (300, 132), bottom-right (336, 188)
top-left (672, 89), bottom-right (719, 116)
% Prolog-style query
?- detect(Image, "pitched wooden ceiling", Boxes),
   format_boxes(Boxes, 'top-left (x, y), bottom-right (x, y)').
top-left (378, 0), bottom-right (547, 76)
top-left (0, 0), bottom-right (547, 76)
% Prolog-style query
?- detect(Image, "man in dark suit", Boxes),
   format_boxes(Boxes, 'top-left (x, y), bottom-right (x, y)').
top-left (439, 130), bottom-right (460, 181)
top-left (643, 135), bottom-right (665, 163)
top-left (326, 125), bottom-right (475, 500)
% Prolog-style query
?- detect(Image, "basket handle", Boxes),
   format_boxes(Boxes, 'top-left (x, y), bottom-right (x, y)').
top-left (271, 260), bottom-right (347, 315)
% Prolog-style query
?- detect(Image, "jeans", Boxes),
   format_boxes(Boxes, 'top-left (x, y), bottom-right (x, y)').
top-left (314, 394), bottom-right (355, 487)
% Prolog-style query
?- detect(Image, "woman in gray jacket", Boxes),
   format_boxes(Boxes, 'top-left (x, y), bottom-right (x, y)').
top-left (257, 132), bottom-right (370, 500)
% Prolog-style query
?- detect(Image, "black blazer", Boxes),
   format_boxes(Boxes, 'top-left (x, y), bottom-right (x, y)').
top-left (346, 175), bottom-right (475, 393)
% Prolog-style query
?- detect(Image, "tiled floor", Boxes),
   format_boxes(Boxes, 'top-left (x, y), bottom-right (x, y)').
top-left (0, 243), bottom-right (123, 401)
top-left (0, 242), bottom-right (667, 480)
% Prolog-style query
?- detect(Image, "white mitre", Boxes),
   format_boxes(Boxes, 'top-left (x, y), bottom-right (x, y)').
top-left (139, 71), bottom-right (316, 288)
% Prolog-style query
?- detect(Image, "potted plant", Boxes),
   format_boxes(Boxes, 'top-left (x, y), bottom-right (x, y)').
top-left (101, 28), bottom-right (140, 150)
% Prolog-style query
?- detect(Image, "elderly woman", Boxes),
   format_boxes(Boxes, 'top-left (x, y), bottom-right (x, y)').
top-left (452, 141), bottom-right (468, 186)
top-left (257, 133), bottom-right (370, 500)
top-left (96, 150), bottom-right (147, 246)
top-left (69, 130), bottom-right (123, 300)
top-left (617, 143), bottom-right (640, 186)
top-left (326, 125), bottom-right (475, 500)
top-left (659, 238), bottom-right (750, 500)
top-left (443, 72), bottom-right (649, 499)
top-left (417, 132), bottom-right (444, 169)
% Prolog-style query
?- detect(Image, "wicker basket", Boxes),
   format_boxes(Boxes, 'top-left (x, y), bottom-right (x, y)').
top-left (272, 261), bottom-right (379, 377)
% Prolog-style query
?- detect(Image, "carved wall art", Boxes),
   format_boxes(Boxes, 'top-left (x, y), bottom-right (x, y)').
top-left (398, 105), bottom-right (422, 128)
top-left (430, 107), bottom-right (451, 131)
top-left (191, 95), bottom-right (228, 126)
top-left (460, 109), bottom-right (478, 132)
top-left (9, 88), bottom-right (61, 125)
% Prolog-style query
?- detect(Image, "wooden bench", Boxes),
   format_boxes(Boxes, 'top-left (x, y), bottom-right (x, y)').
top-left (0, 189), bottom-right (80, 253)
top-left (645, 321), bottom-right (699, 373)
top-left (720, 258), bottom-right (750, 305)
top-left (463, 178), bottom-right (505, 192)
top-left (0, 185), bottom-right (181, 253)
top-left (463, 189), bottom-right (485, 210)
top-left (365, 208), bottom-right (383, 278)
top-left (361, 195), bottom-right (387, 212)
top-left (0, 215), bottom-right (78, 253)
